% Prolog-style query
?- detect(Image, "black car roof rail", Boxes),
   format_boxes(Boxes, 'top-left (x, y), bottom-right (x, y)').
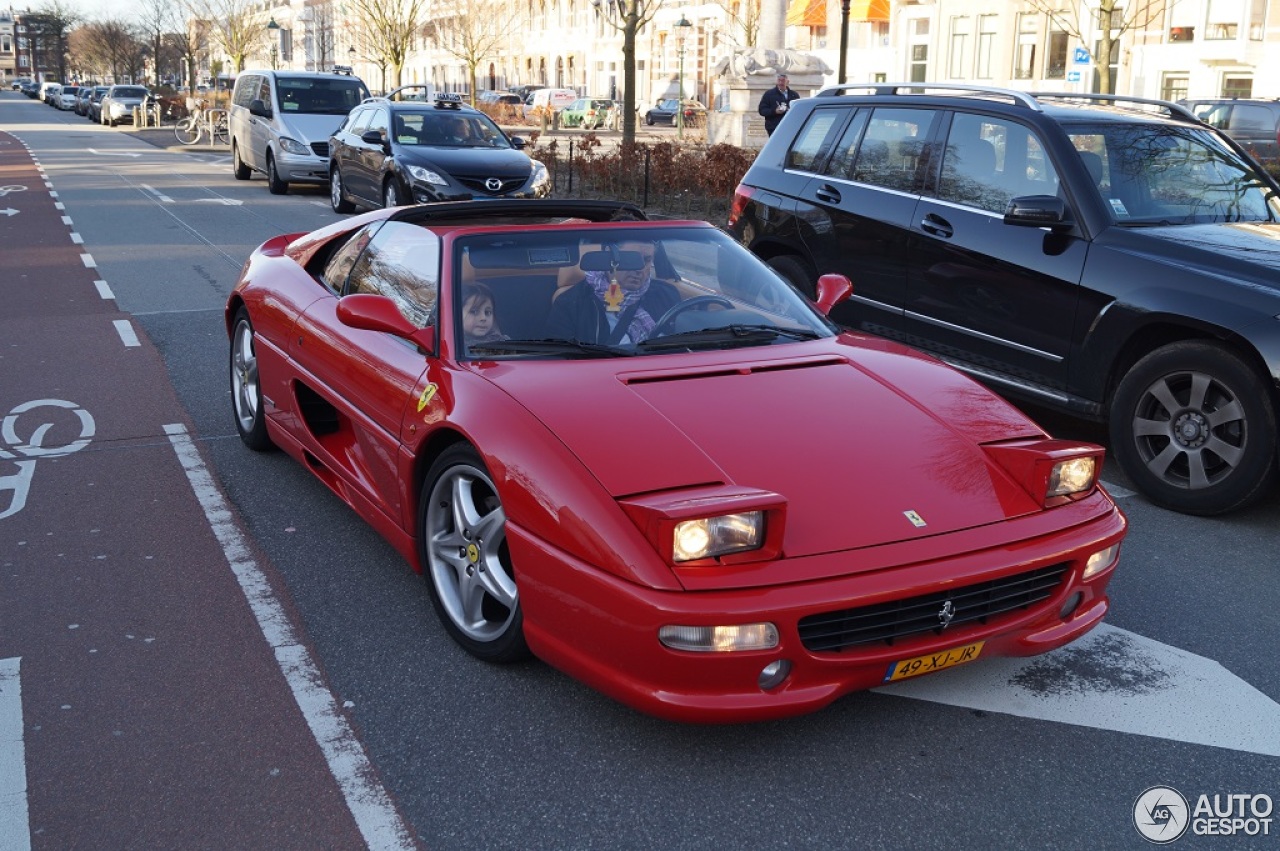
top-left (816, 82), bottom-right (1043, 111)
top-left (1029, 92), bottom-right (1199, 122)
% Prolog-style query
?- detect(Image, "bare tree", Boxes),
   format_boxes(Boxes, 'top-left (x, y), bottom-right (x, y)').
top-left (1023, 0), bottom-right (1164, 94)
top-left (596, 0), bottom-right (665, 145)
top-left (424, 0), bottom-right (519, 107)
top-left (710, 0), bottom-right (760, 48)
top-left (170, 18), bottom-right (210, 89)
top-left (24, 2), bottom-right (80, 82)
top-left (137, 0), bottom-right (176, 84)
top-left (69, 20), bottom-right (142, 82)
top-left (305, 1), bottom-right (339, 72)
top-left (348, 0), bottom-right (430, 91)
top-left (188, 0), bottom-right (266, 75)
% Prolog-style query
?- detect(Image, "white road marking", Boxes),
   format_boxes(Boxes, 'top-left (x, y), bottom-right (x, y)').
top-left (79, 254), bottom-right (95, 268)
top-left (53, 202), bottom-right (63, 211)
top-left (0, 657), bottom-right (32, 851)
top-left (86, 149), bottom-right (141, 158)
top-left (876, 623), bottom-right (1280, 756)
top-left (111, 319), bottom-right (140, 347)
top-left (140, 184), bottom-right (174, 204)
top-left (163, 425), bottom-right (416, 851)
top-left (70, 233), bottom-right (83, 245)
top-left (60, 215), bottom-right (72, 226)
top-left (191, 198), bottom-right (244, 206)
top-left (93, 280), bottom-right (115, 300)
top-left (0, 208), bottom-right (17, 217)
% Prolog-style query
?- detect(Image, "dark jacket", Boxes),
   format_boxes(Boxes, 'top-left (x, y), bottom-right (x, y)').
top-left (545, 278), bottom-right (681, 344)
top-left (758, 86), bottom-right (801, 135)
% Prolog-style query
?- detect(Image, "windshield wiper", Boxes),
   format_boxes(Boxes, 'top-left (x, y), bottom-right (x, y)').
top-left (467, 338), bottom-right (634, 358)
top-left (637, 324), bottom-right (822, 351)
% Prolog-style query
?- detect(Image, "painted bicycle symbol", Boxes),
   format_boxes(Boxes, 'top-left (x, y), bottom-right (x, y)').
top-left (0, 185), bottom-right (29, 196)
top-left (0, 399), bottom-right (96, 521)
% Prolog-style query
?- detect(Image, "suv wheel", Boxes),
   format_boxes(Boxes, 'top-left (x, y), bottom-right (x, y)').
top-left (232, 144), bottom-right (251, 180)
top-left (383, 178), bottom-right (401, 209)
top-left (1110, 341), bottom-right (1277, 515)
top-left (767, 255), bottom-right (816, 299)
top-left (266, 153), bottom-right (288, 195)
top-left (330, 166), bottom-right (355, 213)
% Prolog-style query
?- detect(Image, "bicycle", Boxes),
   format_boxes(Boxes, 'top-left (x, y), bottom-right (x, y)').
top-left (175, 108), bottom-right (229, 146)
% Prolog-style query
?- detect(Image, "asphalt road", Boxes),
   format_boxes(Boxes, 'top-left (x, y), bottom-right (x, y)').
top-left (3, 92), bottom-right (1279, 851)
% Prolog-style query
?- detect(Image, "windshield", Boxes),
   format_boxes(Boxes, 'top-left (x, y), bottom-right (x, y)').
top-left (113, 87), bottom-right (148, 98)
top-left (394, 111), bottom-right (511, 149)
top-left (276, 77), bottom-right (370, 114)
top-left (454, 226), bottom-right (834, 359)
top-left (1068, 123), bottom-right (1280, 225)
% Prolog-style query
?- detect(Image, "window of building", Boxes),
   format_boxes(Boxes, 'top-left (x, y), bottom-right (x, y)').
top-left (1248, 0), bottom-right (1265, 38)
top-left (1014, 13), bottom-right (1038, 80)
top-left (948, 17), bottom-right (971, 79)
top-left (975, 15), bottom-right (997, 79)
top-left (2, 35), bottom-right (11, 53)
top-left (1222, 76), bottom-right (1252, 98)
top-left (1160, 73), bottom-right (1188, 101)
top-left (1206, 0), bottom-right (1239, 38)
top-left (910, 43), bottom-right (928, 82)
top-left (1045, 21), bottom-right (1068, 78)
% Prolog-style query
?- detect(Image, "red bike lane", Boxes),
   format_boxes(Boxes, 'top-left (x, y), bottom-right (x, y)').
top-left (0, 131), bottom-right (412, 848)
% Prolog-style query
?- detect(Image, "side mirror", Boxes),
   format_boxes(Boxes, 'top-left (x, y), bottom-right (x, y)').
top-left (361, 129), bottom-right (386, 146)
top-left (336, 294), bottom-right (436, 353)
top-left (814, 274), bottom-right (853, 316)
top-left (509, 136), bottom-right (526, 149)
top-left (249, 98), bottom-right (271, 118)
top-left (1004, 195), bottom-right (1071, 231)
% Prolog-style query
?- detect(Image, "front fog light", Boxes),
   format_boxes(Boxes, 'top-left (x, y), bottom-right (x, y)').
top-left (1082, 543), bottom-right (1120, 579)
top-left (659, 623), bottom-right (779, 652)
top-left (758, 659), bottom-right (791, 691)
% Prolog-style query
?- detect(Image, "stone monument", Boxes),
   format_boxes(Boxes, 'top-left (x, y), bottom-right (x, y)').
top-left (708, 48), bottom-right (832, 148)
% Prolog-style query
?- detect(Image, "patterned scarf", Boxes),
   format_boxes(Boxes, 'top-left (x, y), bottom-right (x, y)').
top-left (586, 271), bottom-right (656, 342)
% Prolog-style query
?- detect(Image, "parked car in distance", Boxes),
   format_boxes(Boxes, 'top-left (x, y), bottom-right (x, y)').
top-left (73, 85), bottom-right (96, 115)
top-left (226, 198), bottom-right (1125, 722)
top-left (99, 85), bottom-right (150, 126)
top-left (643, 98), bottom-right (707, 127)
top-left (561, 97), bottom-right (616, 129)
top-left (730, 82), bottom-right (1280, 515)
top-left (85, 86), bottom-right (111, 122)
top-left (328, 92), bottom-right (548, 211)
top-left (229, 69), bottom-right (371, 194)
top-left (11, 77), bottom-right (31, 91)
top-left (522, 87), bottom-right (576, 121)
top-left (57, 85), bottom-right (80, 110)
top-left (40, 82), bottom-right (61, 105)
top-left (1181, 97), bottom-right (1280, 166)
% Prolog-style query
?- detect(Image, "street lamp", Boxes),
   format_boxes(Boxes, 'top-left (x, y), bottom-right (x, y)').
top-left (674, 14), bottom-right (692, 139)
top-left (267, 17), bottom-right (281, 70)
top-left (838, 0), bottom-right (851, 84)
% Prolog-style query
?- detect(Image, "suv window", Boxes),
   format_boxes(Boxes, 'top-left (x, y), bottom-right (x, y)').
top-left (938, 113), bottom-right (1059, 213)
top-left (856, 108), bottom-right (937, 193)
top-left (788, 108), bottom-right (852, 172)
top-left (275, 77), bottom-right (369, 114)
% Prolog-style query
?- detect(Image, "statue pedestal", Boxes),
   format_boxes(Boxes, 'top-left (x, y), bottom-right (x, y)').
top-left (708, 72), bottom-right (826, 148)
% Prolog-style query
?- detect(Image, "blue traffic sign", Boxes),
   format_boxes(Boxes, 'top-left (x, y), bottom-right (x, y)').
top-left (1073, 46), bottom-right (1091, 64)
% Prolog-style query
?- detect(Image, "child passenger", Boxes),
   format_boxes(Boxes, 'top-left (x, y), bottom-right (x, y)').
top-left (461, 282), bottom-right (509, 344)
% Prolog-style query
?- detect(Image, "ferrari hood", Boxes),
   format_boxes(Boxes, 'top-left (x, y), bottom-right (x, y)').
top-left (485, 346), bottom-right (1050, 557)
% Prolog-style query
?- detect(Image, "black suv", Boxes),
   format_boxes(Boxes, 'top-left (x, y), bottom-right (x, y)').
top-left (328, 92), bottom-right (550, 212)
top-left (729, 83), bottom-right (1280, 515)
top-left (1181, 98), bottom-right (1280, 167)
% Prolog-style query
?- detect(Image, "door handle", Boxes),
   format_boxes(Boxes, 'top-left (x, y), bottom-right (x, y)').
top-left (814, 184), bottom-right (841, 204)
top-left (920, 212), bottom-right (953, 238)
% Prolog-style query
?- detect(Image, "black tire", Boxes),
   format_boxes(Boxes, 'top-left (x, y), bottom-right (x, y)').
top-left (383, 178), bottom-right (401, 209)
top-left (266, 153), bottom-right (288, 194)
top-left (330, 166), bottom-right (355, 213)
top-left (645, 114), bottom-right (655, 126)
top-left (767, 255), bottom-right (816, 300)
top-left (419, 444), bottom-right (529, 663)
top-left (232, 143), bottom-right (251, 180)
top-left (1109, 341), bottom-right (1277, 515)
top-left (229, 308), bottom-right (274, 451)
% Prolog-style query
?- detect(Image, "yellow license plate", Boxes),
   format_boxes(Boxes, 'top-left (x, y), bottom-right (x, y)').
top-left (883, 641), bottom-right (985, 683)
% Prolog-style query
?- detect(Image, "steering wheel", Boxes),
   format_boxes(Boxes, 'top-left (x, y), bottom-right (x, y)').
top-left (651, 295), bottom-right (735, 336)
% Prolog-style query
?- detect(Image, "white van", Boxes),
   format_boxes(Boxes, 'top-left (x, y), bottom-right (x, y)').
top-left (229, 70), bottom-right (371, 194)
top-left (522, 87), bottom-right (576, 121)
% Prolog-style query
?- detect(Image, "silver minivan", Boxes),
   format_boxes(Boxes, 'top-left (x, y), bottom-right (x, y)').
top-left (229, 70), bottom-right (370, 194)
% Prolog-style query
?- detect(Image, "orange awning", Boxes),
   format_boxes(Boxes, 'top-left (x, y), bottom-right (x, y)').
top-left (848, 0), bottom-right (889, 21)
top-left (786, 0), bottom-right (828, 27)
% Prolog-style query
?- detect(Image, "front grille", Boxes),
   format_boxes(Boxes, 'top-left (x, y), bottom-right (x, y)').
top-left (798, 562), bottom-right (1069, 653)
top-left (310, 141), bottom-right (329, 158)
top-left (457, 175), bottom-right (525, 196)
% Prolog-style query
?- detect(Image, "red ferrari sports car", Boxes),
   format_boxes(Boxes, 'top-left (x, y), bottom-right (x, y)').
top-left (226, 199), bottom-right (1126, 722)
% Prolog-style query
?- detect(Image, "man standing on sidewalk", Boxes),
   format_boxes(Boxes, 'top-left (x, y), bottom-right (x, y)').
top-left (758, 74), bottom-right (800, 136)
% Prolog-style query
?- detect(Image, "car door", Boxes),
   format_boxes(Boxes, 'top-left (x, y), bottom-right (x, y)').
top-left (246, 76), bottom-right (273, 171)
top-left (355, 105), bottom-right (390, 203)
top-left (336, 106), bottom-right (374, 202)
top-left (288, 221), bottom-right (439, 521)
top-left (903, 111), bottom-right (1085, 391)
top-left (795, 106), bottom-right (939, 340)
